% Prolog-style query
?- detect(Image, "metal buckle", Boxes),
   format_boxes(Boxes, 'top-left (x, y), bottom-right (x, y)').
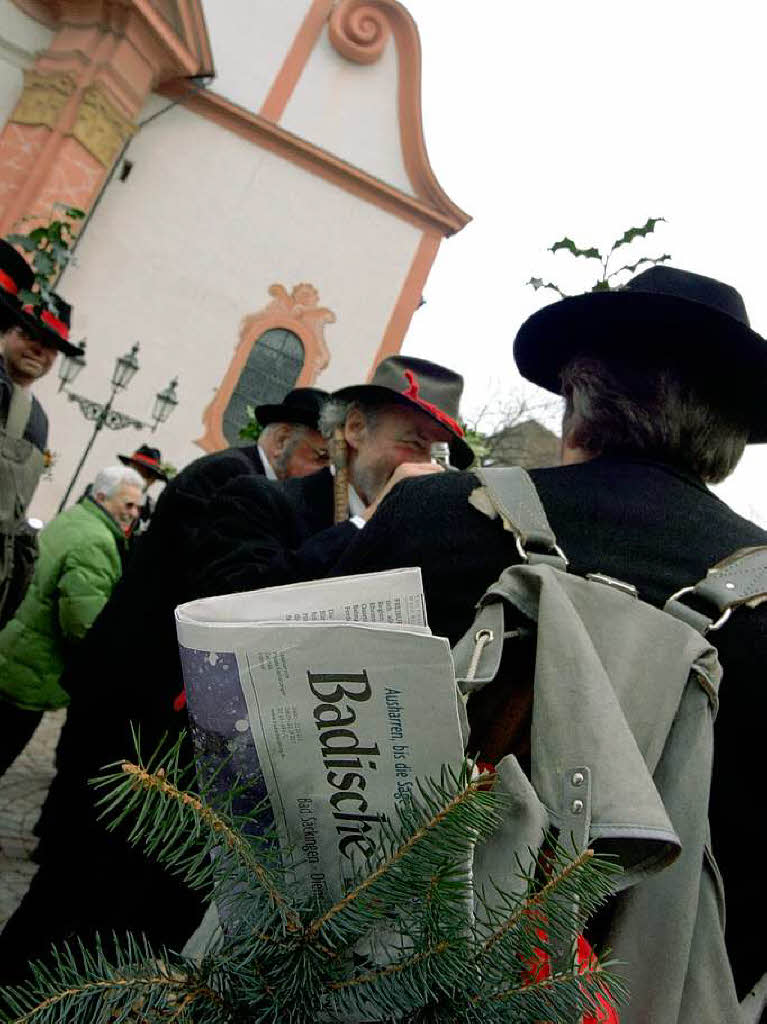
top-left (586, 573), bottom-right (638, 598)
top-left (706, 607), bottom-right (733, 633)
top-left (667, 583), bottom-right (695, 606)
top-left (514, 534), bottom-right (569, 568)
top-left (667, 585), bottom-right (732, 633)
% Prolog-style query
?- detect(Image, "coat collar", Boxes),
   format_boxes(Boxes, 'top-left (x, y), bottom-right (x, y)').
top-left (81, 495), bottom-right (129, 545)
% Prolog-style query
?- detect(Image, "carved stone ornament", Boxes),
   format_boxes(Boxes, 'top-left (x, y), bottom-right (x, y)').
top-left (329, 0), bottom-right (391, 65)
top-left (10, 70), bottom-right (77, 129)
top-left (71, 84), bottom-right (137, 168)
top-left (240, 283), bottom-right (336, 377)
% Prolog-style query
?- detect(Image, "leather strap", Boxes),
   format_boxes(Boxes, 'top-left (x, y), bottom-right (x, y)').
top-left (5, 384), bottom-right (32, 440)
top-left (664, 545), bottom-right (767, 633)
top-left (474, 467), bottom-right (568, 569)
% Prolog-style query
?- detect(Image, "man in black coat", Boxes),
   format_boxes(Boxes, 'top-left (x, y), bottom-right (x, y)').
top-left (331, 268), bottom-right (767, 1001)
top-left (0, 388), bottom-right (329, 982)
top-left (190, 355), bottom-right (474, 600)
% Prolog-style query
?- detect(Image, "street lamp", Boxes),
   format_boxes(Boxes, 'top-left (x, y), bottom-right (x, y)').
top-left (111, 341), bottom-right (140, 390)
top-left (152, 376), bottom-right (179, 427)
top-left (57, 343), bottom-right (179, 512)
top-left (57, 339), bottom-right (87, 392)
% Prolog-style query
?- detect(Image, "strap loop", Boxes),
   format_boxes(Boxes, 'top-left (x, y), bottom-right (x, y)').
top-left (665, 545), bottom-right (767, 634)
top-left (475, 467), bottom-right (568, 570)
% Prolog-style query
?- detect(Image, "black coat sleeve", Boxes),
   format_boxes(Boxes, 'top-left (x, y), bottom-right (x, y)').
top-left (190, 475), bottom-right (359, 598)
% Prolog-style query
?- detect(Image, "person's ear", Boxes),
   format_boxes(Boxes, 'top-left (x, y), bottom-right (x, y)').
top-left (344, 408), bottom-right (366, 453)
top-left (270, 423), bottom-right (292, 455)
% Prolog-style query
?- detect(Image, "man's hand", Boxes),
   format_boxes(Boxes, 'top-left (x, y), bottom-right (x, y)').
top-left (363, 462), bottom-right (443, 521)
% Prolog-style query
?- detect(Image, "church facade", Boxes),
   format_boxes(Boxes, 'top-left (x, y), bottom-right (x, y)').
top-left (0, 0), bottom-right (469, 520)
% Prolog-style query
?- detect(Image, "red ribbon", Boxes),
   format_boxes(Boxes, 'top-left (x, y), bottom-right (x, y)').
top-left (0, 269), bottom-right (19, 296)
top-left (22, 304), bottom-right (69, 341)
top-left (402, 370), bottom-right (464, 437)
top-left (131, 454), bottom-right (162, 469)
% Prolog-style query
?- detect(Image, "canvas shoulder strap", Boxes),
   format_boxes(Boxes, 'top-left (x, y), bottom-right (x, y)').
top-left (664, 544), bottom-right (767, 634)
top-left (473, 467), bottom-right (568, 570)
top-left (5, 383), bottom-right (32, 440)
top-left (453, 467), bottom-right (566, 690)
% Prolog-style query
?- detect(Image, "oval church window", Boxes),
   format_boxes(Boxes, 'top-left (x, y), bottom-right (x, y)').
top-left (222, 328), bottom-right (305, 445)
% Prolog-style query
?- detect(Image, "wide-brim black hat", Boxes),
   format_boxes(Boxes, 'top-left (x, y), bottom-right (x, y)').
top-left (333, 355), bottom-right (474, 469)
top-left (514, 265), bottom-right (767, 443)
top-left (118, 444), bottom-right (168, 482)
top-left (0, 239), bottom-right (34, 318)
top-left (255, 387), bottom-right (330, 430)
top-left (15, 294), bottom-right (82, 358)
top-left (0, 243), bottom-right (82, 358)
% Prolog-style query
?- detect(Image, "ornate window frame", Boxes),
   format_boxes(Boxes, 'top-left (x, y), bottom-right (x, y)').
top-left (197, 282), bottom-right (335, 452)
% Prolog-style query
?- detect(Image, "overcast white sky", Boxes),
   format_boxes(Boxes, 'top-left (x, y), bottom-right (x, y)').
top-left (398, 0), bottom-right (767, 525)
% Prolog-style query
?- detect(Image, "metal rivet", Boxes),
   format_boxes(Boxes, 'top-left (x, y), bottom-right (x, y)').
top-left (571, 799), bottom-right (584, 814)
top-left (725, 582), bottom-right (735, 590)
top-left (571, 771), bottom-right (584, 787)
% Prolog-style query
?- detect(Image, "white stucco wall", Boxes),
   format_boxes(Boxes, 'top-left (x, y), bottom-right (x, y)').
top-left (0, 0), bottom-right (53, 125)
top-left (281, 27), bottom-right (412, 196)
top-left (200, 0), bottom-right (310, 116)
top-left (27, 102), bottom-right (423, 522)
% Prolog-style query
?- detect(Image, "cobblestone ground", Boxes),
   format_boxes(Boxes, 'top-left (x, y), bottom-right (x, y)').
top-left (0, 710), bottom-right (64, 929)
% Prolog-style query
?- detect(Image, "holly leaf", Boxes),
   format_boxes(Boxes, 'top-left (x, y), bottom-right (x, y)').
top-left (611, 217), bottom-right (666, 252)
top-left (64, 206), bottom-right (85, 220)
top-left (33, 251), bottom-right (55, 277)
top-left (17, 287), bottom-right (37, 307)
top-left (611, 253), bottom-right (672, 279)
top-left (526, 277), bottom-right (568, 298)
top-left (5, 233), bottom-right (37, 253)
top-left (548, 237), bottom-right (602, 260)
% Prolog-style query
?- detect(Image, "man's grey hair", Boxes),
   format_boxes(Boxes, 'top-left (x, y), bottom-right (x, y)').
top-left (92, 465), bottom-right (144, 498)
top-left (560, 356), bottom-right (749, 483)
top-left (318, 399), bottom-right (382, 440)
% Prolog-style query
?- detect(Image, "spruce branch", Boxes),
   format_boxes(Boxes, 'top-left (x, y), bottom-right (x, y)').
top-left (0, 936), bottom-right (228, 1024)
top-left (308, 769), bottom-right (499, 947)
top-left (2, 745), bottom-right (627, 1023)
top-left (480, 847), bottom-right (595, 955)
top-left (93, 736), bottom-right (300, 933)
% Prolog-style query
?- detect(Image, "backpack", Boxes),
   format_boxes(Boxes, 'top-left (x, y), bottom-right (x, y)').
top-left (451, 467), bottom-right (767, 1024)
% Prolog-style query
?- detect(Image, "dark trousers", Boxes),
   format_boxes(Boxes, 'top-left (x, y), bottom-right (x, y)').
top-left (0, 826), bottom-right (206, 985)
top-left (0, 701), bottom-right (43, 778)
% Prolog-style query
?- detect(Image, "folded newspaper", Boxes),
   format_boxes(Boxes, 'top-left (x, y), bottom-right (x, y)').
top-left (175, 568), bottom-right (464, 906)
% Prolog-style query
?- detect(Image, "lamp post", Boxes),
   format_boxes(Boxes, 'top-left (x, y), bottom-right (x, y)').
top-left (57, 343), bottom-right (179, 512)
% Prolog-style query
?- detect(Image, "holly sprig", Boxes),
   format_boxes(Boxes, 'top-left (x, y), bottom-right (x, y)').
top-left (7, 205), bottom-right (85, 312)
top-left (527, 216), bottom-right (670, 297)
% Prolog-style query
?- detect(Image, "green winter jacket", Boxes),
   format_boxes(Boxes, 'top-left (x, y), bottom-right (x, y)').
top-left (0, 497), bottom-right (127, 711)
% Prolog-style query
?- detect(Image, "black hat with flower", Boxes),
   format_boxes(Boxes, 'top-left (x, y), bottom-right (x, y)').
top-left (0, 238), bottom-right (81, 358)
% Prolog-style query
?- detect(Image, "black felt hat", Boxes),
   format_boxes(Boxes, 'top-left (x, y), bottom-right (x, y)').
top-left (0, 239), bottom-right (33, 315)
top-left (118, 444), bottom-right (168, 482)
top-left (514, 265), bottom-right (767, 443)
top-left (255, 387), bottom-right (330, 430)
top-left (0, 239), bottom-right (82, 357)
top-left (333, 355), bottom-right (473, 469)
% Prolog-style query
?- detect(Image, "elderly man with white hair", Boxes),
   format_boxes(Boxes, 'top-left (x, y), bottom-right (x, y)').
top-left (0, 464), bottom-right (143, 778)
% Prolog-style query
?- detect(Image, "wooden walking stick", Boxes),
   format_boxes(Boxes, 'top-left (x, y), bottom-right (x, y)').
top-left (332, 426), bottom-right (349, 524)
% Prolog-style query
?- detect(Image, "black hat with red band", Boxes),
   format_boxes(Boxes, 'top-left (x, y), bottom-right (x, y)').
top-left (0, 239), bottom-right (82, 358)
top-left (333, 355), bottom-right (474, 469)
top-left (118, 444), bottom-right (169, 482)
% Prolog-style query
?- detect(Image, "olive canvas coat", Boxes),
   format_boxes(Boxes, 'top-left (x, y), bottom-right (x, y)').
top-left (0, 497), bottom-right (126, 711)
